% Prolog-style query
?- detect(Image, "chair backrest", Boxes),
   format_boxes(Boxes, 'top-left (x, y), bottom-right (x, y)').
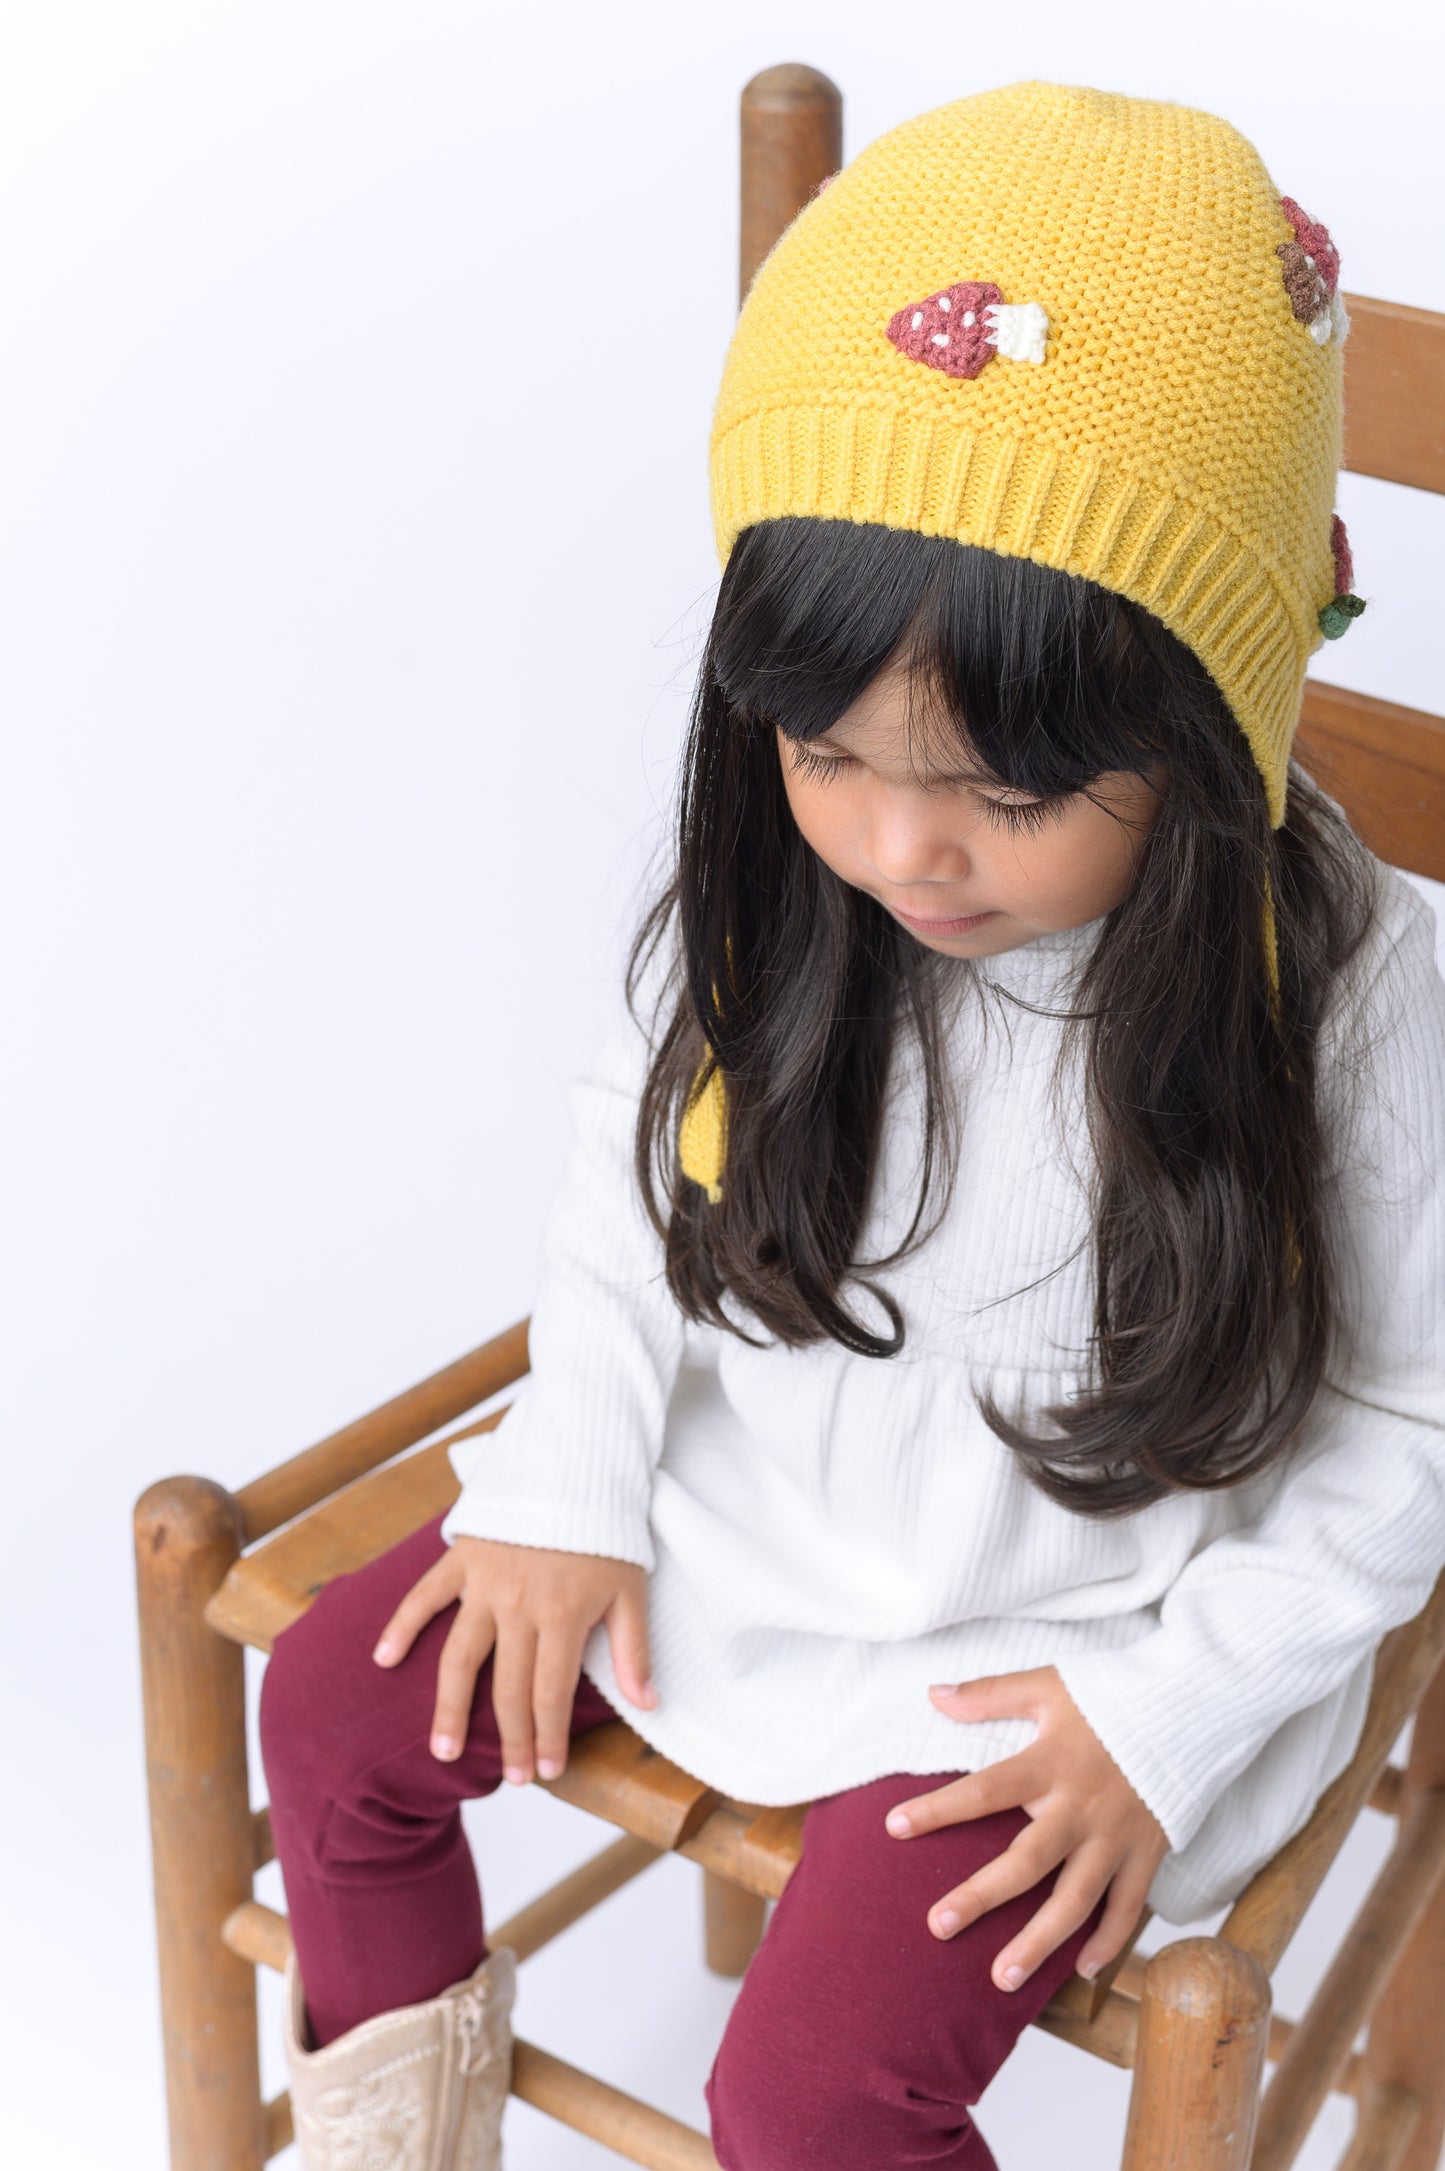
top-left (739, 67), bottom-right (1445, 882)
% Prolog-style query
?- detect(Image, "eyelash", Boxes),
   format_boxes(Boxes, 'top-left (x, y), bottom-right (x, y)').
top-left (786, 743), bottom-right (1061, 832)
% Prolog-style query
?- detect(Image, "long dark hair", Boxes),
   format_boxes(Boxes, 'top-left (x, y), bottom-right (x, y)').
top-left (627, 517), bottom-right (1380, 1518)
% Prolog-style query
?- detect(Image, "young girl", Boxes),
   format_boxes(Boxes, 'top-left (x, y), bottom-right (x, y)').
top-left (259, 78), bottom-right (1445, 2171)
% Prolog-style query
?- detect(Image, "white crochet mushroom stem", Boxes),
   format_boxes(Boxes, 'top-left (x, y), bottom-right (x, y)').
top-left (983, 301), bottom-right (1049, 364)
top-left (1309, 290), bottom-right (1351, 348)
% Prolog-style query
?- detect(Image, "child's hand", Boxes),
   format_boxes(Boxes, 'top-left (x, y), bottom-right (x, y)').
top-left (370, 1534), bottom-right (657, 1783)
top-left (884, 1664), bottom-right (1168, 1993)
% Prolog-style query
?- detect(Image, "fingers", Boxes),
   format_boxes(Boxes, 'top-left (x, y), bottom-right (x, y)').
top-left (925, 1820), bottom-right (1064, 1946)
top-left (372, 1549), bottom-right (465, 1668)
top-left (1075, 1853), bottom-right (1159, 1982)
top-left (606, 1581), bottom-right (658, 1710)
top-left (930, 1833), bottom-right (1116, 2000)
top-left (489, 1614), bottom-right (540, 1783)
top-left (532, 1629), bottom-right (588, 1782)
top-left (985, 1847), bottom-right (1117, 1994)
top-left (885, 1750), bottom-right (1047, 1838)
top-left (430, 1597), bottom-right (498, 1762)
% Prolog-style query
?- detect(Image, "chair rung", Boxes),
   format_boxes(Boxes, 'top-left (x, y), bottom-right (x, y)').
top-left (252, 1804), bottom-right (273, 1870)
top-left (491, 1833), bottom-right (665, 1960)
top-left (224, 1899), bottom-right (292, 1974)
top-left (1335, 2079), bottom-right (1423, 2171)
top-left (258, 2039), bottom-right (718, 2171)
top-left (263, 2089), bottom-right (292, 2162)
top-left (510, 2036), bottom-right (718, 2170)
top-left (225, 1832), bottom-right (667, 1984)
top-left (1252, 1785), bottom-right (1445, 2171)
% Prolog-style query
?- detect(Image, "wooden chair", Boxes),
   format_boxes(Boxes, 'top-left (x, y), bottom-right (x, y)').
top-left (134, 64), bottom-right (1445, 2171)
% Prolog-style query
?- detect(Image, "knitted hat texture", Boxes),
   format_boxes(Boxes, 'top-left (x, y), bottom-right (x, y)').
top-left (683, 79), bottom-right (1363, 1204)
top-left (711, 79), bottom-right (1361, 828)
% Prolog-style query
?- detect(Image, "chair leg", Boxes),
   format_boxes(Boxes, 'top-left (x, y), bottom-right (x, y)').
top-left (1356, 1651), bottom-right (1445, 2171)
top-left (1118, 1935), bottom-right (1271, 2171)
top-left (702, 1870), bottom-right (767, 1977)
top-left (135, 1477), bottom-right (264, 2171)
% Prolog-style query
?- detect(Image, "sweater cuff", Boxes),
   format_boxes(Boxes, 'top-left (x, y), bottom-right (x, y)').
top-left (1051, 1638), bottom-right (1221, 1855)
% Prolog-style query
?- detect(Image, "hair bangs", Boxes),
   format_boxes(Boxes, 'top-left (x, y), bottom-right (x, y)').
top-left (712, 518), bottom-right (1183, 812)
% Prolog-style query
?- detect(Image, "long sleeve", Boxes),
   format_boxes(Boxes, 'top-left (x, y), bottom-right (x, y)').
top-left (439, 931), bottom-right (688, 1570)
top-left (1052, 871), bottom-right (1445, 1856)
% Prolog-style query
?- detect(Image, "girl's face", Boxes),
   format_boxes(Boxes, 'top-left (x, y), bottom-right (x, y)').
top-left (777, 661), bottom-right (1164, 961)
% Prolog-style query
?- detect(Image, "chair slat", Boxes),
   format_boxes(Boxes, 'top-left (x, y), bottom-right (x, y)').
top-left (538, 1722), bottom-right (724, 1853)
top-left (206, 1433), bottom-right (473, 1651)
top-left (1341, 294), bottom-right (1445, 493)
top-left (1296, 681), bottom-right (1445, 883)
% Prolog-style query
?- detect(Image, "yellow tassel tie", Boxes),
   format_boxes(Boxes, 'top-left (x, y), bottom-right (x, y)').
top-left (679, 1056), bottom-right (728, 1203)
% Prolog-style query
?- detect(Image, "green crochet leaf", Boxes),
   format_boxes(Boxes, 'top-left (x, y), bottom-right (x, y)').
top-left (1318, 593), bottom-right (1367, 640)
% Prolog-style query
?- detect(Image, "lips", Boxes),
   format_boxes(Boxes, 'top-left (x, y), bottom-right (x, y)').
top-left (893, 904), bottom-right (996, 931)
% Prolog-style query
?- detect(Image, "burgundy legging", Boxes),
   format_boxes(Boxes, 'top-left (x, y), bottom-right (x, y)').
top-left (259, 1511), bottom-right (1105, 2170)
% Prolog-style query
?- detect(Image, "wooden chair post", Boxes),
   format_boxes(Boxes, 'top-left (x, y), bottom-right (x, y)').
top-left (739, 64), bottom-right (841, 307)
top-left (1119, 1937), bottom-right (1272, 2171)
top-left (135, 1476), bottom-right (264, 2171)
top-left (1355, 1652), bottom-right (1445, 2171)
top-left (702, 1872), bottom-right (766, 1977)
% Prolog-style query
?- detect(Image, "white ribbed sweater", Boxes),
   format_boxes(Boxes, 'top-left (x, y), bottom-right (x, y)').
top-left (443, 864), bottom-right (1445, 1926)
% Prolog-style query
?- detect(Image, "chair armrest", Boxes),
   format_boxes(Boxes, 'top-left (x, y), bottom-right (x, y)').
top-left (1220, 1562), bottom-right (1445, 1975)
top-left (234, 1317), bottom-right (530, 1543)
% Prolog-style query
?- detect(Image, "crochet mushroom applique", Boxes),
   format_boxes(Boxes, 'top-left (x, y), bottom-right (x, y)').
top-left (1276, 197), bottom-right (1350, 349)
top-left (886, 280), bottom-right (1050, 379)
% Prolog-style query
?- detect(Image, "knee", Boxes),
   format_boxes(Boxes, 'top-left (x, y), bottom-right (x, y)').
top-left (259, 1516), bottom-right (448, 1809)
top-left (706, 2027), bottom-right (885, 2171)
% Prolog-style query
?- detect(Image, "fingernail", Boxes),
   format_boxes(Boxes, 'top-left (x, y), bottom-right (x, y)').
top-left (1079, 1958), bottom-right (1099, 1980)
top-left (372, 1642), bottom-right (393, 1664)
top-left (886, 1809), bottom-right (912, 1836)
top-left (431, 1735), bottom-right (456, 1759)
top-left (934, 1909), bottom-right (961, 1937)
top-left (503, 1765), bottom-right (529, 1785)
top-left (537, 1758), bottom-right (562, 1779)
top-left (999, 1964), bottom-right (1024, 1989)
top-left (928, 1682), bottom-right (957, 1694)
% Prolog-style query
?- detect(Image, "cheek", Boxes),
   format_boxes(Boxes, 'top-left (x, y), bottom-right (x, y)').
top-left (1031, 803), bottom-right (1145, 912)
top-left (782, 777), bottom-right (854, 871)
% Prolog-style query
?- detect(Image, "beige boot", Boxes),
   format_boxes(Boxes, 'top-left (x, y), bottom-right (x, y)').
top-left (283, 1942), bottom-right (516, 2170)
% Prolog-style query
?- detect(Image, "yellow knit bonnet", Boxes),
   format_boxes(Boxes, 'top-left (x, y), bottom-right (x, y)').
top-left (679, 78), bottom-right (1364, 1204)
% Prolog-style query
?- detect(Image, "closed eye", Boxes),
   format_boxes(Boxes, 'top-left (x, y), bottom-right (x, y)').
top-left (786, 742), bottom-right (856, 786)
top-left (784, 740), bottom-right (1063, 831)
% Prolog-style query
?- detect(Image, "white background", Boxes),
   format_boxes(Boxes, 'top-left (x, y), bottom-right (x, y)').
top-left (2, 2), bottom-right (1442, 2165)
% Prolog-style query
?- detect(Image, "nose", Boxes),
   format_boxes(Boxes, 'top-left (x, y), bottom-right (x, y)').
top-left (862, 788), bottom-right (974, 890)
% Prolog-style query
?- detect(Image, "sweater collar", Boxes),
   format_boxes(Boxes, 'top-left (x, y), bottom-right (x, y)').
top-left (972, 912), bottom-right (1109, 1006)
